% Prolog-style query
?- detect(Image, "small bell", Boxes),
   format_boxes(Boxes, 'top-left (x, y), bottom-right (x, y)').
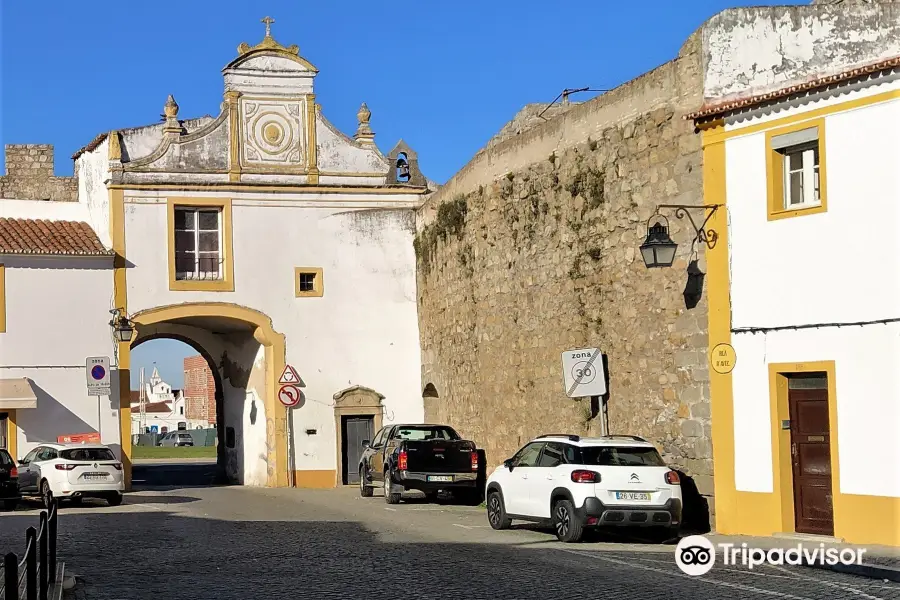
top-left (397, 156), bottom-right (411, 180)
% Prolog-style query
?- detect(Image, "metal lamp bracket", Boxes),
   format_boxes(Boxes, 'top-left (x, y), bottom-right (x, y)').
top-left (655, 204), bottom-right (723, 250)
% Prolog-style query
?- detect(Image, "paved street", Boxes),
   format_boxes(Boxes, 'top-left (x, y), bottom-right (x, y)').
top-left (1, 464), bottom-right (898, 600)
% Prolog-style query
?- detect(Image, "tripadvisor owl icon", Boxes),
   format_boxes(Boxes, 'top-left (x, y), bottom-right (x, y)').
top-left (675, 535), bottom-right (716, 576)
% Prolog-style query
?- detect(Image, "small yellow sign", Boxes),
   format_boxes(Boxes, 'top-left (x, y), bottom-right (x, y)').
top-left (711, 343), bottom-right (737, 374)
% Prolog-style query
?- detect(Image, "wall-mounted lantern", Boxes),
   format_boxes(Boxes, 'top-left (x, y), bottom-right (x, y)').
top-left (640, 204), bottom-right (723, 308)
top-left (639, 216), bottom-right (679, 269)
top-left (109, 308), bottom-right (135, 343)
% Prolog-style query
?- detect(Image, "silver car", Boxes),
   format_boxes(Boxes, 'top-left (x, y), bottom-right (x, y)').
top-left (157, 432), bottom-right (195, 447)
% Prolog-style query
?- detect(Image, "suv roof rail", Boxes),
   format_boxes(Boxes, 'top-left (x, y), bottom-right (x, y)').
top-left (538, 434), bottom-right (580, 442)
top-left (606, 435), bottom-right (648, 442)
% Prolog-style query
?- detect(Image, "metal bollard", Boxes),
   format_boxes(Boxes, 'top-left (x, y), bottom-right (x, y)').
top-left (25, 527), bottom-right (36, 600)
top-left (4, 552), bottom-right (18, 600)
top-left (39, 511), bottom-right (48, 600)
top-left (48, 504), bottom-right (57, 585)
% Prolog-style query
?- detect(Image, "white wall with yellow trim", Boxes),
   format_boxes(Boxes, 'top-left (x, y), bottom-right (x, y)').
top-left (711, 76), bottom-right (900, 546)
top-left (0, 200), bottom-right (119, 460)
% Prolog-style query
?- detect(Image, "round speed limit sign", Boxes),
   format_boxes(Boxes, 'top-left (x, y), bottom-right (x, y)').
top-left (570, 361), bottom-right (597, 385)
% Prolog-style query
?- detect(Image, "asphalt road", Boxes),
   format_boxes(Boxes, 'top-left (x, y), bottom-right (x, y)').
top-left (1, 464), bottom-right (897, 600)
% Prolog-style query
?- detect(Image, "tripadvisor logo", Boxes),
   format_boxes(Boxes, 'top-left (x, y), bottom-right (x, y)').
top-left (675, 535), bottom-right (866, 576)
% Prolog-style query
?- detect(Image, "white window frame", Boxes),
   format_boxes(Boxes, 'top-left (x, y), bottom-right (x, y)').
top-left (174, 206), bottom-right (224, 281)
top-left (781, 142), bottom-right (820, 210)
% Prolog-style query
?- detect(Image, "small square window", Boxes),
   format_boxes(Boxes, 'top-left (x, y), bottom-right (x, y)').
top-left (298, 273), bottom-right (316, 292)
top-left (294, 267), bottom-right (324, 297)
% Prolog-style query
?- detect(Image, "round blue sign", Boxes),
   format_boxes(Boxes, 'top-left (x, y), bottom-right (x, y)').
top-left (91, 365), bottom-right (106, 380)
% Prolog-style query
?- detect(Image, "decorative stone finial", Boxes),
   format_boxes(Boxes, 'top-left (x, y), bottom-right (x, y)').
top-left (354, 102), bottom-right (375, 145)
top-left (163, 95), bottom-right (182, 135)
top-left (163, 95), bottom-right (179, 119)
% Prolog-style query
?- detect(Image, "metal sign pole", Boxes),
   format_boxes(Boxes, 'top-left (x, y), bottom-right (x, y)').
top-left (286, 406), bottom-right (294, 487)
top-left (97, 396), bottom-right (102, 442)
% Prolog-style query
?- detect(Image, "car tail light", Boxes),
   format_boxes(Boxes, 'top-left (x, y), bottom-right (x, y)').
top-left (112, 463), bottom-right (123, 470)
top-left (398, 451), bottom-right (408, 471)
top-left (471, 451), bottom-right (479, 472)
top-left (9, 466), bottom-right (17, 478)
top-left (571, 470), bottom-right (600, 483)
top-left (665, 471), bottom-right (680, 485)
top-left (55, 464), bottom-right (76, 471)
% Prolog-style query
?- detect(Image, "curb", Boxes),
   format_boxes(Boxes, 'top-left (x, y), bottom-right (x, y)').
top-left (800, 560), bottom-right (900, 582)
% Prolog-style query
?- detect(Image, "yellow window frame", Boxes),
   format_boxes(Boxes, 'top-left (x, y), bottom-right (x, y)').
top-left (765, 118), bottom-right (827, 221)
top-left (167, 198), bottom-right (234, 292)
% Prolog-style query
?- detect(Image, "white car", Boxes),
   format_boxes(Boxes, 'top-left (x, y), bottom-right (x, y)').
top-left (16, 443), bottom-right (125, 508)
top-left (485, 434), bottom-right (683, 542)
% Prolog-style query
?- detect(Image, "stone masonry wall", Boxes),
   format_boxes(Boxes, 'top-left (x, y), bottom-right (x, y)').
top-left (0, 145), bottom-right (77, 202)
top-left (415, 34), bottom-right (715, 527)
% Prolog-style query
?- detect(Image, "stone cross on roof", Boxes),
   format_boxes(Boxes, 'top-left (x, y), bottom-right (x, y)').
top-left (262, 16), bottom-right (275, 37)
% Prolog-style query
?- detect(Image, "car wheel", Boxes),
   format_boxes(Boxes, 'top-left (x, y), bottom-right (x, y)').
top-left (40, 480), bottom-right (53, 510)
top-left (2, 500), bottom-right (17, 511)
top-left (487, 491), bottom-right (512, 530)
top-left (107, 493), bottom-right (123, 506)
top-left (553, 499), bottom-right (584, 543)
top-left (383, 471), bottom-right (401, 505)
top-left (359, 468), bottom-right (373, 497)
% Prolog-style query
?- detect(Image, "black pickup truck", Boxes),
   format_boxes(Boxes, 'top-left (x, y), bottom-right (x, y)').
top-left (358, 424), bottom-right (482, 504)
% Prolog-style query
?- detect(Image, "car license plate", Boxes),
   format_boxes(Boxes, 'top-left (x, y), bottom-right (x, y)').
top-left (83, 473), bottom-right (108, 481)
top-left (615, 492), bottom-right (650, 501)
top-left (427, 475), bottom-right (453, 482)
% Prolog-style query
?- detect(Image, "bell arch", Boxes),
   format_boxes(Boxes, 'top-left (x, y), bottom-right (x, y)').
top-left (125, 302), bottom-right (288, 488)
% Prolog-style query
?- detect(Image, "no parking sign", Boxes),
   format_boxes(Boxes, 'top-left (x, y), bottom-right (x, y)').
top-left (86, 356), bottom-right (111, 396)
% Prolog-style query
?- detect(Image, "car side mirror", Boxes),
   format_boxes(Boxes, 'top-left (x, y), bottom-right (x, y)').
top-left (503, 458), bottom-right (514, 471)
top-left (18, 460), bottom-right (27, 466)
top-left (361, 440), bottom-right (370, 448)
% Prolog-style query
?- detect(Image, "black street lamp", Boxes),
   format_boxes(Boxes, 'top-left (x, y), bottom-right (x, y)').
top-left (640, 216), bottom-right (678, 269)
top-left (109, 308), bottom-right (135, 343)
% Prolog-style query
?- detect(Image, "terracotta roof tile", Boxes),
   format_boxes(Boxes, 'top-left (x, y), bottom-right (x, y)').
top-left (0, 218), bottom-right (113, 256)
top-left (71, 133), bottom-right (109, 160)
top-left (686, 55), bottom-right (900, 121)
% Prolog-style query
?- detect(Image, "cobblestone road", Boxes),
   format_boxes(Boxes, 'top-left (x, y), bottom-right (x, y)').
top-left (1, 464), bottom-right (898, 600)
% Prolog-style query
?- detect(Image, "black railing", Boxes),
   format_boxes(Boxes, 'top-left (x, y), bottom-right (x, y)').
top-left (1, 499), bottom-right (58, 600)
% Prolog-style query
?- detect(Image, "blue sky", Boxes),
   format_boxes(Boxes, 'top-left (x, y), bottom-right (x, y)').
top-left (2, 0), bottom-right (806, 389)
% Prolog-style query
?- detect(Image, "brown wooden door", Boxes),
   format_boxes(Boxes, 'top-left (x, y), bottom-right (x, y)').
top-left (789, 387), bottom-right (834, 535)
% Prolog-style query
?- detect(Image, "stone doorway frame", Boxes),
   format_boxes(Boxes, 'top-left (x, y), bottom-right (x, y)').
top-left (333, 385), bottom-right (384, 487)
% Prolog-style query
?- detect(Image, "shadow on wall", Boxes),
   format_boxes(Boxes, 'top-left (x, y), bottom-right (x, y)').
top-left (675, 469), bottom-right (711, 534)
top-left (18, 382), bottom-right (97, 453)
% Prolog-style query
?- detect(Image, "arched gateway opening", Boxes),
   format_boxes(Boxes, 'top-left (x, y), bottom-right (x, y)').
top-left (122, 303), bottom-right (288, 488)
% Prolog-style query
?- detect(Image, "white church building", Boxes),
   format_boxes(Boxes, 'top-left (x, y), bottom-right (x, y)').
top-left (1, 19), bottom-right (432, 489)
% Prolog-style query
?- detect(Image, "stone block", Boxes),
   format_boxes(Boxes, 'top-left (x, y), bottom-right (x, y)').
top-left (681, 420), bottom-right (703, 438)
top-left (690, 401), bottom-right (710, 419)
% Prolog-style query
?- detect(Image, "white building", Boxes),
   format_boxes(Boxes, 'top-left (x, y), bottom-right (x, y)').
top-left (129, 367), bottom-right (204, 435)
top-left (7, 20), bottom-right (430, 490)
top-left (689, 18), bottom-right (900, 546)
top-left (0, 202), bottom-right (119, 459)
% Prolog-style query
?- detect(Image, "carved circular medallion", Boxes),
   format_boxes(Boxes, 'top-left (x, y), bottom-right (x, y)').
top-left (264, 123), bottom-right (283, 145)
top-left (249, 111), bottom-right (295, 157)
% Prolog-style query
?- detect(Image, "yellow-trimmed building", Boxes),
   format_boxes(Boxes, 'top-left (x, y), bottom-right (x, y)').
top-left (2, 19), bottom-right (435, 490)
top-left (689, 7), bottom-right (900, 546)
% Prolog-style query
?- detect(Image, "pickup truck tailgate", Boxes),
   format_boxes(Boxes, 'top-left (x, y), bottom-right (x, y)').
top-left (404, 440), bottom-right (474, 472)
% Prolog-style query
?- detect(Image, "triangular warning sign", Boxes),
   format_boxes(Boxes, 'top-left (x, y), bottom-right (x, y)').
top-left (278, 364), bottom-right (300, 385)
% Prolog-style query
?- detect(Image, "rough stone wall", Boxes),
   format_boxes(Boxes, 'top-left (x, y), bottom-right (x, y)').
top-left (485, 103), bottom-right (580, 151)
top-left (415, 35), bottom-right (715, 526)
top-left (0, 145), bottom-right (77, 202)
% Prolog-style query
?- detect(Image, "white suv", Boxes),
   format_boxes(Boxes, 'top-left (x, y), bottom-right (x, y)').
top-left (485, 434), bottom-right (683, 542)
top-left (16, 443), bottom-right (125, 508)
